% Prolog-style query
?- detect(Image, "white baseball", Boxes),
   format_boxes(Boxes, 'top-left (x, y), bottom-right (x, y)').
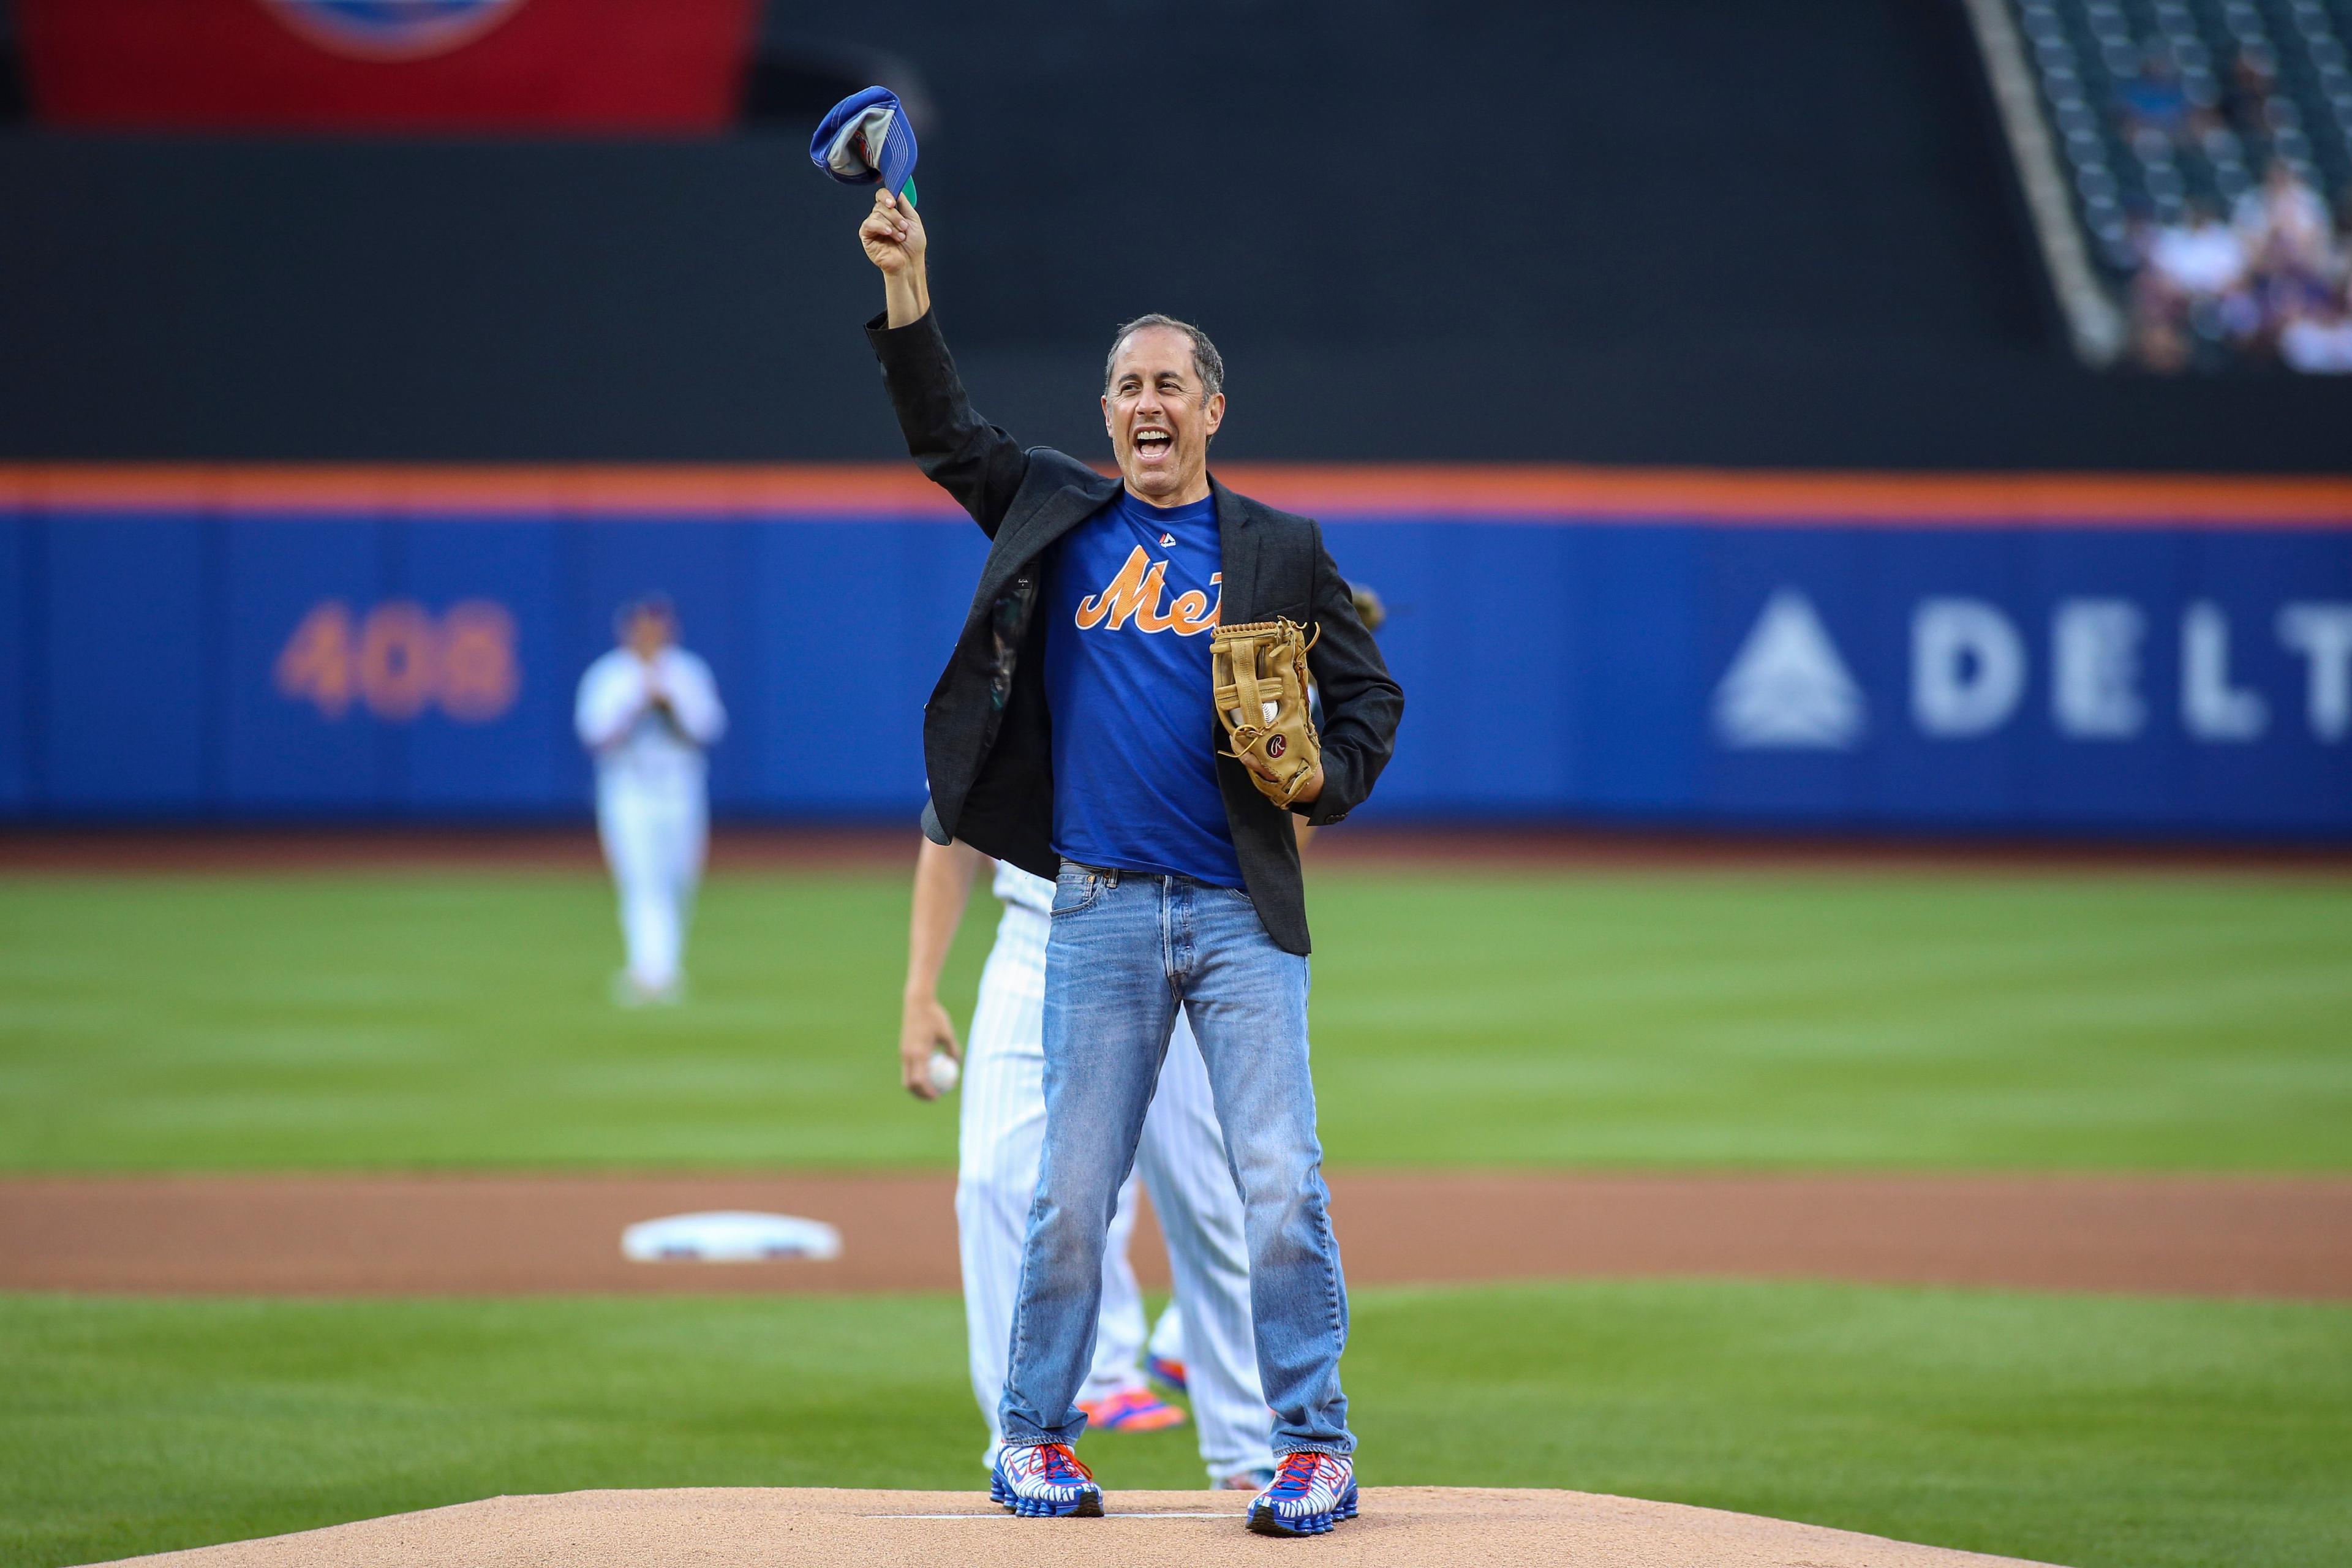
top-left (927, 1050), bottom-right (960, 1095)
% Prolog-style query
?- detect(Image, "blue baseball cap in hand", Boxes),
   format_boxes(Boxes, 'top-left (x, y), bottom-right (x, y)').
top-left (811, 86), bottom-right (919, 205)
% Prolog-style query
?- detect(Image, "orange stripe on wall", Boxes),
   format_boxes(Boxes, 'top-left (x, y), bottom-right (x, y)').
top-left (1215, 465), bottom-right (2352, 525)
top-left (1, 463), bottom-right (2348, 527)
top-left (0, 464), bottom-right (957, 517)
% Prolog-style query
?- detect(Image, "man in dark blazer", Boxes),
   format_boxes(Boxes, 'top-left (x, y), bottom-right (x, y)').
top-left (859, 188), bottom-right (1401, 1536)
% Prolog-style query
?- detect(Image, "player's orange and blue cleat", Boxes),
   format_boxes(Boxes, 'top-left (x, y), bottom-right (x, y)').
top-left (1246, 1451), bottom-right (1358, 1537)
top-left (1076, 1386), bottom-right (1188, 1433)
top-left (990, 1442), bottom-right (1104, 1517)
top-left (1145, 1353), bottom-right (1188, 1394)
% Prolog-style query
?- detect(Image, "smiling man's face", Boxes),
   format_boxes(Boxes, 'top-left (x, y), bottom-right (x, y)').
top-left (1102, 325), bottom-right (1224, 506)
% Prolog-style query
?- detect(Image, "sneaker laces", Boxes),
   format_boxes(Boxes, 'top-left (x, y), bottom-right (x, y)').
top-left (1031, 1443), bottom-right (1093, 1485)
top-left (1268, 1451), bottom-right (1325, 1497)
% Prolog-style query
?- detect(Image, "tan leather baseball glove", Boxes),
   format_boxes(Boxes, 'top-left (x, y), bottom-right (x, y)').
top-left (1212, 617), bottom-right (1322, 807)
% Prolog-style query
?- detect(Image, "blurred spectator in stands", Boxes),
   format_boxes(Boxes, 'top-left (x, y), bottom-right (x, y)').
top-left (2131, 203), bottom-right (2247, 371)
top-left (2236, 160), bottom-right (2340, 280)
top-left (2279, 284), bottom-right (2352, 372)
top-left (2119, 47), bottom-right (2209, 146)
top-left (2148, 202), bottom-right (2248, 300)
top-left (2125, 170), bottom-right (2352, 372)
top-left (2226, 45), bottom-right (2279, 136)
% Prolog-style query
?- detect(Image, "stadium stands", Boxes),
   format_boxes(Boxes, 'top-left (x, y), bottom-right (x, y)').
top-left (2008, 0), bottom-right (2352, 368)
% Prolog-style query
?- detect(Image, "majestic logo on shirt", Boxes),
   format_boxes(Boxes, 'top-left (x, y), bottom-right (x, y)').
top-left (1158, 532), bottom-right (1176, 548)
top-left (1075, 548), bottom-right (1221, 636)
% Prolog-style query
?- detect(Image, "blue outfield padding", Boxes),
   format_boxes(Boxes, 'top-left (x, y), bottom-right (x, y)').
top-left (1, 492), bottom-right (2346, 836)
top-left (0, 517), bottom-right (29, 810)
top-left (40, 513), bottom-right (215, 810)
top-left (1330, 521), bottom-right (2352, 834)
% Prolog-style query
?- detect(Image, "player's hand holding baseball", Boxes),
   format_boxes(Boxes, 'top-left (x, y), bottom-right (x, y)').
top-left (900, 987), bottom-right (960, 1101)
top-left (861, 189), bottom-right (930, 327)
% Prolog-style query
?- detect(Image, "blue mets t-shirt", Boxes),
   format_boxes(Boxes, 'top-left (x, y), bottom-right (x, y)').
top-left (1042, 490), bottom-right (1242, 887)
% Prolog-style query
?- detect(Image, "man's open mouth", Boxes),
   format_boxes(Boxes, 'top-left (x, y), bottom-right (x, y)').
top-left (1134, 426), bottom-right (1173, 458)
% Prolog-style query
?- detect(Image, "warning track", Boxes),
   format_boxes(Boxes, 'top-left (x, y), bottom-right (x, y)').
top-left (6, 823), bottom-right (2348, 876)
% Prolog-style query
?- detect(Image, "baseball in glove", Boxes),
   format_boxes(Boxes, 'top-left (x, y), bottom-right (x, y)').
top-left (1212, 617), bottom-right (1322, 807)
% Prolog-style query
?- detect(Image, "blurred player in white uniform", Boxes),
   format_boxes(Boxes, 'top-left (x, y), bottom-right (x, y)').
top-left (575, 597), bottom-right (726, 1005)
top-left (903, 839), bottom-right (1275, 1489)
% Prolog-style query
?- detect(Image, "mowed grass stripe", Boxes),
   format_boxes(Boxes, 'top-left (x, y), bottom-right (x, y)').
top-left (1311, 869), bottom-right (2352, 1169)
top-left (1, 867), bottom-right (2346, 1170)
top-left (3, 1281), bottom-right (2346, 1568)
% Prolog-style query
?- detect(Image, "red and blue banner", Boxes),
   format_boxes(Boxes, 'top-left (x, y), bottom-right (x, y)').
top-left (17, 0), bottom-right (759, 132)
top-left (1, 466), bottom-right (2347, 836)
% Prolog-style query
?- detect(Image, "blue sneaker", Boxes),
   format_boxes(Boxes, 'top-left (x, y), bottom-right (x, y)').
top-left (990, 1442), bottom-right (1104, 1518)
top-left (1246, 1452), bottom-right (1357, 1537)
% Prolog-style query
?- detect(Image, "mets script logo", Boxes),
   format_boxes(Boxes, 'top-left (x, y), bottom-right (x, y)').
top-left (260, 0), bottom-right (528, 60)
top-left (1076, 548), bottom-right (1222, 636)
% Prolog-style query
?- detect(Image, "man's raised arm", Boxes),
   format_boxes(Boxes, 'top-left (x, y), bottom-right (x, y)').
top-left (859, 190), bottom-right (1029, 538)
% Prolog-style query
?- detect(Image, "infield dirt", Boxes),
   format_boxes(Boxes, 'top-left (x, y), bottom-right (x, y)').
top-left (6, 1171), bottom-right (2346, 1299)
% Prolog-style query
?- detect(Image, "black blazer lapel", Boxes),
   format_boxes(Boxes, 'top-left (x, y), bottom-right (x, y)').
top-left (979, 470), bottom-right (1120, 601)
top-left (1212, 477), bottom-right (1270, 625)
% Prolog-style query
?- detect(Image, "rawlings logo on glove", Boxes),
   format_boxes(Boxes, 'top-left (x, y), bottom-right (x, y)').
top-left (1212, 618), bottom-right (1321, 807)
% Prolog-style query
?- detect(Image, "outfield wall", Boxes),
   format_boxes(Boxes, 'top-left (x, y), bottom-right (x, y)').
top-left (2, 467), bottom-right (2347, 837)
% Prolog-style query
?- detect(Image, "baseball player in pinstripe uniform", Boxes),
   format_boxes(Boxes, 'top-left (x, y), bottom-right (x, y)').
top-left (575, 596), bottom-right (726, 1006)
top-left (904, 837), bottom-right (1276, 1490)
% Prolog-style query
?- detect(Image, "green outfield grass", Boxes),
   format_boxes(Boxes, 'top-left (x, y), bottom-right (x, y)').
top-left (1, 865), bottom-right (2346, 1171)
top-left (5, 1281), bottom-right (2346, 1568)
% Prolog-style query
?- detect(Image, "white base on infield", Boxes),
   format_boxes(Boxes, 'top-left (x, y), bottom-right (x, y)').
top-left (619, 1211), bottom-right (842, 1263)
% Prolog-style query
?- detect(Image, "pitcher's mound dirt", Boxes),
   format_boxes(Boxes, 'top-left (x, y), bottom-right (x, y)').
top-left (79, 1487), bottom-right (2064, 1568)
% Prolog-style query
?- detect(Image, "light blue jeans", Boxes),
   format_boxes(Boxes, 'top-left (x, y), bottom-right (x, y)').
top-left (998, 861), bottom-right (1353, 1457)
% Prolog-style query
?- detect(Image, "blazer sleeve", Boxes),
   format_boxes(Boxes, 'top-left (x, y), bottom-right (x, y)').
top-left (1300, 520), bottom-right (1404, 826)
top-left (865, 309), bottom-right (1030, 538)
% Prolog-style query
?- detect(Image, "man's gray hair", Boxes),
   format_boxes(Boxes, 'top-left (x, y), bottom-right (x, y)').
top-left (1104, 314), bottom-right (1225, 401)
